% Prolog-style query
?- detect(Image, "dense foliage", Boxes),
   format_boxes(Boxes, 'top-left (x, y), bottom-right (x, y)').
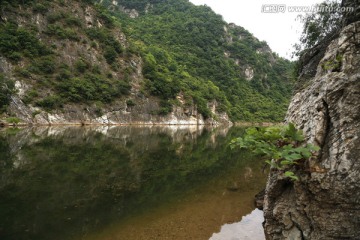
top-left (230, 123), bottom-right (320, 180)
top-left (0, 0), bottom-right (294, 121)
top-left (0, 0), bottom-right (132, 113)
top-left (0, 75), bottom-right (15, 113)
top-left (101, 0), bottom-right (294, 121)
top-left (293, 0), bottom-right (342, 57)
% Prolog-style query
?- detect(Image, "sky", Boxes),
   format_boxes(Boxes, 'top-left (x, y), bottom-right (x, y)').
top-left (188, 0), bottom-right (325, 59)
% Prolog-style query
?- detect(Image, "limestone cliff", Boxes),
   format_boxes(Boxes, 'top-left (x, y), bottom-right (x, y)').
top-left (0, 0), bottom-right (231, 126)
top-left (263, 1), bottom-right (360, 239)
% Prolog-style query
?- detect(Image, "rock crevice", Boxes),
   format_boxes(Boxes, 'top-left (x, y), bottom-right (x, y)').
top-left (263, 3), bottom-right (360, 239)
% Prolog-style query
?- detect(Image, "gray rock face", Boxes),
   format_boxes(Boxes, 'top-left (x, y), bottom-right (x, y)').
top-left (263, 18), bottom-right (360, 240)
top-left (7, 94), bottom-right (231, 126)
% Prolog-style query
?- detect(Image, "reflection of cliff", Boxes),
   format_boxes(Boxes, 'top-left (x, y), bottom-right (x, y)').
top-left (3, 125), bottom-right (235, 167)
top-left (0, 125), bottom-right (239, 240)
top-left (263, 1), bottom-right (360, 239)
top-left (2, 126), bottom-right (201, 160)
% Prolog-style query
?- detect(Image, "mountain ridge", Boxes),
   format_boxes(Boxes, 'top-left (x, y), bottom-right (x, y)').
top-left (0, 0), bottom-right (294, 125)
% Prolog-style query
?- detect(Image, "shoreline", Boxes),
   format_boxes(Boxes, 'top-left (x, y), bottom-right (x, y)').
top-left (234, 122), bottom-right (283, 127)
top-left (0, 121), bottom-right (282, 128)
top-left (0, 122), bottom-right (229, 128)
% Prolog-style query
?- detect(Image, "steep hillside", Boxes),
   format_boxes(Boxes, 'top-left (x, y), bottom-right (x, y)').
top-left (0, 0), bottom-right (294, 125)
top-left (100, 0), bottom-right (294, 121)
top-left (0, 0), bottom-right (138, 124)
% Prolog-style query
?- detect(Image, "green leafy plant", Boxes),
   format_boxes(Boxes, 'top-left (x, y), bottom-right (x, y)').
top-left (45, 24), bottom-right (79, 41)
top-left (47, 12), bottom-right (66, 24)
top-left (321, 54), bottom-right (342, 72)
top-left (35, 95), bottom-right (63, 110)
top-left (126, 99), bottom-right (136, 107)
top-left (5, 117), bottom-right (21, 124)
top-left (74, 58), bottom-right (89, 73)
top-left (0, 74), bottom-right (15, 113)
top-left (230, 123), bottom-right (320, 180)
top-left (32, 2), bottom-right (48, 14)
top-left (0, 23), bottom-right (52, 61)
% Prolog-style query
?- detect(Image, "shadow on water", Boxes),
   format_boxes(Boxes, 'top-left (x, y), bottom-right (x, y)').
top-left (0, 125), bottom-right (267, 240)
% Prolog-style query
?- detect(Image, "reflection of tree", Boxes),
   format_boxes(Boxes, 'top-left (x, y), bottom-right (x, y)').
top-left (0, 126), bottom-right (246, 240)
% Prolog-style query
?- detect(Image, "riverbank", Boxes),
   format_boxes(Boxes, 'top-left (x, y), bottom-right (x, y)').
top-left (0, 121), bottom-right (230, 128)
top-left (0, 117), bottom-right (285, 128)
top-left (234, 122), bottom-right (283, 127)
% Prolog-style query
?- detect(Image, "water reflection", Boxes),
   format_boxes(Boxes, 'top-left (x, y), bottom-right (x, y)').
top-left (0, 126), bottom-right (266, 240)
top-left (210, 209), bottom-right (265, 240)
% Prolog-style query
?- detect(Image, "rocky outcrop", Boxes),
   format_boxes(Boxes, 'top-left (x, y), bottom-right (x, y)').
top-left (3, 64), bottom-right (232, 126)
top-left (244, 66), bottom-right (254, 81)
top-left (6, 93), bottom-right (231, 126)
top-left (263, 2), bottom-right (360, 239)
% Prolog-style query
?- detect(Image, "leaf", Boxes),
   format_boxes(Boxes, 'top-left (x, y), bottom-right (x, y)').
top-left (265, 160), bottom-right (272, 165)
top-left (273, 152), bottom-right (281, 159)
top-left (284, 171), bottom-right (295, 177)
top-left (282, 152), bottom-right (303, 161)
top-left (289, 175), bottom-right (299, 181)
top-left (284, 171), bottom-right (299, 181)
top-left (265, 160), bottom-right (280, 169)
top-left (282, 144), bottom-right (294, 151)
top-left (293, 132), bottom-right (305, 142)
top-left (264, 127), bottom-right (282, 141)
top-left (307, 144), bottom-right (320, 152)
top-left (280, 160), bottom-right (292, 165)
top-left (284, 123), bottom-right (305, 142)
top-left (291, 153), bottom-right (303, 160)
top-left (297, 147), bottom-right (312, 158)
top-left (288, 123), bottom-right (296, 135)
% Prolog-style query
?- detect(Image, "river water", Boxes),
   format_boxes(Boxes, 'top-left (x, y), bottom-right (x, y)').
top-left (0, 125), bottom-right (267, 240)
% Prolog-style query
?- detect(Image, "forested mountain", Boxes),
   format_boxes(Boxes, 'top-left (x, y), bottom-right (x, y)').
top-left (0, 0), bottom-right (294, 124)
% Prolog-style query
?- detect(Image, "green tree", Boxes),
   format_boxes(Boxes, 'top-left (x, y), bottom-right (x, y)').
top-left (0, 75), bottom-right (15, 113)
top-left (293, 0), bottom-right (342, 56)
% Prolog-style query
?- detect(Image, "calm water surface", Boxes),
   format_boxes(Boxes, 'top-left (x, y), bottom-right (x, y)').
top-left (0, 125), bottom-right (267, 240)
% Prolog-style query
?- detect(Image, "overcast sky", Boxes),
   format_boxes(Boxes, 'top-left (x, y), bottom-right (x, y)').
top-left (188, 0), bottom-right (325, 59)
